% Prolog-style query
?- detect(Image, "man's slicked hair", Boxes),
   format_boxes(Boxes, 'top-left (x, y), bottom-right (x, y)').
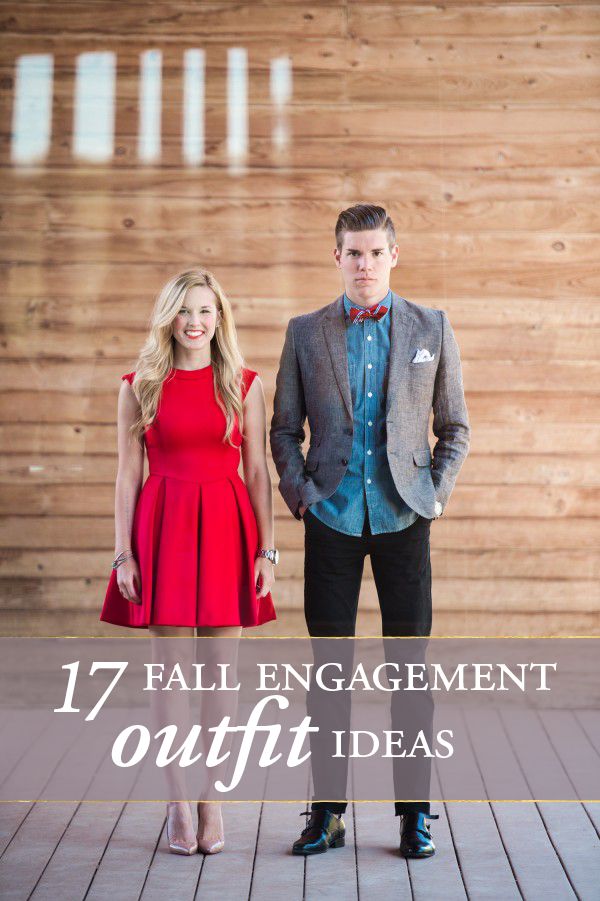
top-left (335, 203), bottom-right (396, 250)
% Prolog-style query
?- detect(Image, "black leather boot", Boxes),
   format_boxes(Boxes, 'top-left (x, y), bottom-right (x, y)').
top-left (399, 812), bottom-right (438, 858)
top-left (292, 809), bottom-right (346, 855)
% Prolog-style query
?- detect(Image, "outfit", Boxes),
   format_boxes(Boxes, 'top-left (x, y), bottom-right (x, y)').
top-left (310, 291), bottom-right (418, 536)
top-left (100, 365), bottom-right (276, 629)
top-left (270, 290), bottom-right (470, 817)
top-left (270, 291), bottom-right (470, 523)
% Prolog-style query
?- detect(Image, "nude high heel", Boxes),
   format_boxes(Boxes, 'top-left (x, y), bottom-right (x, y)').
top-left (196, 802), bottom-right (225, 855)
top-left (166, 802), bottom-right (198, 856)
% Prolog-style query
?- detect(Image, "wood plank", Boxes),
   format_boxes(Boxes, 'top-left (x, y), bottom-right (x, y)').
top-left (0, 35), bottom-right (344, 73)
top-left (1, 388), bottom-right (598, 426)
top-left (2, 420), bottom-right (600, 455)
top-left (3, 194), bottom-right (600, 234)
top-left (3, 231), bottom-right (600, 267)
top-left (1, 76), bottom-right (599, 142)
top-left (248, 801), bottom-right (305, 899)
top-left (30, 803), bottom-right (125, 901)
top-left (137, 817), bottom-right (202, 901)
top-left (2, 359), bottom-right (600, 397)
top-left (83, 802), bottom-right (165, 901)
top-left (304, 803), bottom-right (357, 899)
top-left (408, 764), bottom-right (466, 901)
top-left (0, 714), bottom-right (92, 896)
top-left (1, 545), bottom-right (597, 585)
top-left (3, 165), bottom-right (600, 203)
top-left (575, 710), bottom-right (600, 756)
top-left (464, 707), bottom-right (576, 899)
top-left (0, 710), bottom-right (53, 856)
top-left (435, 731), bottom-right (521, 899)
top-left (5, 134), bottom-right (600, 169)
top-left (0, 711), bottom-right (130, 901)
top-left (3, 104), bottom-right (600, 143)
top-left (353, 802), bottom-right (412, 899)
top-left (3, 321), bottom-right (600, 362)
top-left (2, 453), bottom-right (599, 489)
top-left (539, 710), bottom-right (600, 830)
top-left (0, 4), bottom-right (345, 38)
top-left (0, 515), bottom-right (597, 551)
top-left (348, 4), bottom-right (600, 38)
top-left (29, 705), bottom-right (148, 900)
top-left (0, 68), bottom-right (342, 114)
top-left (1, 547), bottom-right (597, 581)
top-left (4, 294), bottom-right (600, 333)
top-left (502, 708), bottom-right (600, 899)
top-left (2, 575), bottom-right (597, 614)
top-left (346, 70), bottom-right (600, 104)
top-left (3, 260), bottom-right (600, 302)
top-left (0, 608), bottom-right (597, 640)
top-left (346, 36), bottom-right (600, 73)
top-left (0, 168), bottom-right (351, 200)
top-left (3, 482), bottom-right (600, 519)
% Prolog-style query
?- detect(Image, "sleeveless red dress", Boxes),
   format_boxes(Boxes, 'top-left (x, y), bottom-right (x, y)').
top-left (100, 365), bottom-right (276, 628)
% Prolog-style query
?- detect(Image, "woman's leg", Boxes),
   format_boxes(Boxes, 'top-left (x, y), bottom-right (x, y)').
top-left (149, 625), bottom-right (197, 854)
top-left (195, 625), bottom-right (242, 853)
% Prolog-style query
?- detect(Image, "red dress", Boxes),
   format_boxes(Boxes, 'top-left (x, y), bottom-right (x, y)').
top-left (100, 365), bottom-right (276, 628)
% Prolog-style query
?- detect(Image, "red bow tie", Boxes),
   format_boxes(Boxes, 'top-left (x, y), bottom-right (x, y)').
top-left (349, 302), bottom-right (389, 324)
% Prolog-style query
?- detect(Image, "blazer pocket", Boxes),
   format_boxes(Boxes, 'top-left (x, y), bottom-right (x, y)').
top-left (413, 449), bottom-right (432, 467)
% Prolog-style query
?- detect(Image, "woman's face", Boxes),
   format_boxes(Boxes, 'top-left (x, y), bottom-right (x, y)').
top-left (171, 284), bottom-right (220, 352)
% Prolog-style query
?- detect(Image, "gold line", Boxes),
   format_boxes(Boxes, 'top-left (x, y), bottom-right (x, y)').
top-left (2, 799), bottom-right (598, 804)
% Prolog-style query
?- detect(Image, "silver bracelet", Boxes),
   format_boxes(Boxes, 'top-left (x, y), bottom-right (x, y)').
top-left (112, 550), bottom-right (134, 570)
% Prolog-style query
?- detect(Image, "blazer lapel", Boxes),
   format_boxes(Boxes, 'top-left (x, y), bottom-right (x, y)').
top-left (386, 293), bottom-right (415, 416)
top-left (323, 295), bottom-right (352, 419)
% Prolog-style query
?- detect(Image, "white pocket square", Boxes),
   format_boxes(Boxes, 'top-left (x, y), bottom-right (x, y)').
top-left (412, 348), bottom-right (435, 363)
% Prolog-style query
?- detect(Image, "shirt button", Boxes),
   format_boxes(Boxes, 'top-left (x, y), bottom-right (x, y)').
top-left (368, 421), bottom-right (373, 427)
top-left (367, 449), bottom-right (372, 455)
top-left (367, 391), bottom-right (373, 398)
top-left (367, 478), bottom-right (372, 485)
top-left (341, 457), bottom-right (348, 466)
top-left (367, 363), bottom-right (372, 369)
top-left (367, 336), bottom-right (373, 341)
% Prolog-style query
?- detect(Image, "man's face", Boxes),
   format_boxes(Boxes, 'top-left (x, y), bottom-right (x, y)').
top-left (334, 228), bottom-right (399, 306)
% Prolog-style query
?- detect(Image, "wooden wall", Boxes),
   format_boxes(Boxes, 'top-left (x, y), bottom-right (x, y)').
top-left (0, 1), bottom-right (599, 635)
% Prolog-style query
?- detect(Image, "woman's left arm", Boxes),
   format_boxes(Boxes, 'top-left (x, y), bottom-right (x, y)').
top-left (241, 376), bottom-right (275, 599)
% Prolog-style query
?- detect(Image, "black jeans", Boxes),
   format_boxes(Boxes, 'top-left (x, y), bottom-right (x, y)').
top-left (303, 509), bottom-right (433, 817)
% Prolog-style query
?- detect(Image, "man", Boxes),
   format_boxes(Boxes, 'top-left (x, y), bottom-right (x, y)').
top-left (270, 204), bottom-right (470, 858)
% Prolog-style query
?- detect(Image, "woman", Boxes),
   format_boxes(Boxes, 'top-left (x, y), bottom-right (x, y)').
top-left (100, 268), bottom-right (277, 855)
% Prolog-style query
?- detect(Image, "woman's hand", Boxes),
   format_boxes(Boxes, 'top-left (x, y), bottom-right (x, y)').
top-left (254, 556), bottom-right (275, 599)
top-left (117, 557), bottom-right (142, 604)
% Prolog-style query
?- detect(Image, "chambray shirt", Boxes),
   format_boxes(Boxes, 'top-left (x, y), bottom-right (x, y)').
top-left (310, 291), bottom-right (419, 536)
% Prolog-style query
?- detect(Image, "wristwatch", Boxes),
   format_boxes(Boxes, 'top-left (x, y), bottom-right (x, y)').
top-left (257, 548), bottom-right (279, 565)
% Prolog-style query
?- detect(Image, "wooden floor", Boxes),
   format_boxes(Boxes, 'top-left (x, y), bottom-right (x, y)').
top-left (0, 796), bottom-right (599, 900)
top-left (0, 709), bottom-right (599, 900)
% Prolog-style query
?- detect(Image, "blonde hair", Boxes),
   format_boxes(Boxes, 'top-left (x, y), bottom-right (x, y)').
top-left (128, 268), bottom-right (245, 445)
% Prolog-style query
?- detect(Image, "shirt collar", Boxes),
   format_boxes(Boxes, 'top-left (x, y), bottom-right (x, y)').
top-left (343, 289), bottom-right (392, 320)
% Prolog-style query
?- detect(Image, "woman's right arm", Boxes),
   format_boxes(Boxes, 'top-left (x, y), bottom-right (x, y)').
top-left (114, 379), bottom-right (144, 603)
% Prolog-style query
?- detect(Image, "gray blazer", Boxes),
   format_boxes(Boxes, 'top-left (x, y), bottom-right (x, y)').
top-left (270, 292), bottom-right (470, 521)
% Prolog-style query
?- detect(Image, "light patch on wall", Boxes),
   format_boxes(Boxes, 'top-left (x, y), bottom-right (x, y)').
top-left (270, 55), bottom-right (292, 150)
top-left (138, 49), bottom-right (162, 163)
top-left (73, 52), bottom-right (116, 162)
top-left (11, 54), bottom-right (54, 165)
top-left (182, 48), bottom-right (205, 166)
top-left (227, 47), bottom-right (248, 168)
